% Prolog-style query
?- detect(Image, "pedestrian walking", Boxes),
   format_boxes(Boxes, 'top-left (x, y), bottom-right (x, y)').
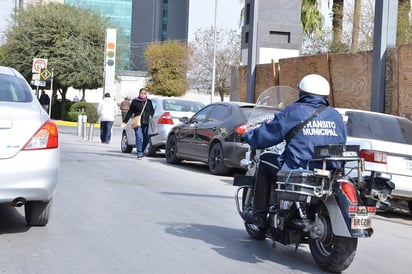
top-left (39, 90), bottom-right (50, 112)
top-left (98, 93), bottom-right (118, 144)
top-left (121, 88), bottom-right (154, 159)
top-left (119, 97), bottom-right (131, 121)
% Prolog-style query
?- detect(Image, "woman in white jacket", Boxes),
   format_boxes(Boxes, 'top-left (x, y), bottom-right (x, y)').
top-left (98, 93), bottom-right (118, 144)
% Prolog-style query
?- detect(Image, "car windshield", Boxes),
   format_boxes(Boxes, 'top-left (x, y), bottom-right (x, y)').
top-left (162, 99), bottom-right (204, 112)
top-left (346, 111), bottom-right (412, 145)
top-left (0, 74), bottom-right (33, 102)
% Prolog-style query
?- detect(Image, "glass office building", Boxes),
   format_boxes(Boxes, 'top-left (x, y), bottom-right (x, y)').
top-left (65, 0), bottom-right (132, 71)
top-left (64, 0), bottom-right (188, 72)
top-left (130, 0), bottom-right (189, 71)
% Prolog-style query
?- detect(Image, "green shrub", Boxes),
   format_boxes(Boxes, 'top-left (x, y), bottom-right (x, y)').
top-left (69, 102), bottom-right (99, 123)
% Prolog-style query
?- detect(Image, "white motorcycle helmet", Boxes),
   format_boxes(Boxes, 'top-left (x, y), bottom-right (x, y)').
top-left (298, 74), bottom-right (330, 97)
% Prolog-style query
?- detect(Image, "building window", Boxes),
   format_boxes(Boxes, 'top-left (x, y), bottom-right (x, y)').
top-left (162, 0), bottom-right (169, 40)
top-left (245, 3), bottom-right (250, 25)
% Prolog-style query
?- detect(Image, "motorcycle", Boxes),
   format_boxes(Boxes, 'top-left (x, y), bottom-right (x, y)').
top-left (233, 86), bottom-right (393, 272)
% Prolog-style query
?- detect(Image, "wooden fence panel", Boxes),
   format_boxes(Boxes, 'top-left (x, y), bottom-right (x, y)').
top-left (398, 44), bottom-right (412, 120)
top-left (329, 51), bottom-right (372, 110)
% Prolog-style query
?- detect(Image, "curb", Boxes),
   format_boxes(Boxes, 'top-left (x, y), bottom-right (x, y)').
top-left (53, 120), bottom-right (101, 128)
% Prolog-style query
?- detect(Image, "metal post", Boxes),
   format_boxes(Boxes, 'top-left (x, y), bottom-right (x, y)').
top-left (48, 68), bottom-right (54, 117)
top-left (211, 0), bottom-right (217, 103)
top-left (370, 0), bottom-right (397, 113)
top-left (88, 123), bottom-right (95, 141)
top-left (246, 0), bottom-right (258, 103)
top-left (77, 113), bottom-right (83, 136)
top-left (82, 114), bottom-right (87, 140)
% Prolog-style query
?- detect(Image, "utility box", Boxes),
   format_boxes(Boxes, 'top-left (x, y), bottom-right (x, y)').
top-left (241, 0), bottom-right (303, 65)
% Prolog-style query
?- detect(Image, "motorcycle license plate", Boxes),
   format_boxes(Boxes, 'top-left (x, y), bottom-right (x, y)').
top-left (351, 216), bottom-right (372, 229)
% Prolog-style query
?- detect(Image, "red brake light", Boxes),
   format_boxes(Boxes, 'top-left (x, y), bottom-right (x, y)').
top-left (158, 112), bottom-right (174, 125)
top-left (360, 149), bottom-right (387, 164)
top-left (341, 181), bottom-right (357, 204)
top-left (235, 124), bottom-right (248, 135)
top-left (23, 120), bottom-right (59, 150)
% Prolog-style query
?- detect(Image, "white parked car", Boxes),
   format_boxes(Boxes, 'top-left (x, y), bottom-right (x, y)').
top-left (337, 108), bottom-right (412, 211)
top-left (0, 66), bottom-right (60, 226)
top-left (121, 96), bottom-right (204, 156)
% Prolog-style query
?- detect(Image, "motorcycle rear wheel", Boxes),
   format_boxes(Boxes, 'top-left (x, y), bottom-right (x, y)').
top-left (309, 204), bottom-right (358, 272)
top-left (242, 187), bottom-right (267, 240)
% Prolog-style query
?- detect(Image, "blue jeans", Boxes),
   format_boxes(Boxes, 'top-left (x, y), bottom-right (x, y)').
top-left (100, 121), bottom-right (113, 143)
top-left (134, 125), bottom-right (149, 157)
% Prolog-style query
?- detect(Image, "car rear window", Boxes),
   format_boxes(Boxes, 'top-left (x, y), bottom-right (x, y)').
top-left (0, 74), bottom-right (32, 102)
top-left (346, 111), bottom-right (412, 145)
top-left (239, 105), bottom-right (254, 120)
top-left (162, 99), bottom-right (204, 112)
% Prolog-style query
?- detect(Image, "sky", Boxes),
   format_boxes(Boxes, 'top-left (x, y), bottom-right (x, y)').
top-left (188, 0), bottom-right (243, 41)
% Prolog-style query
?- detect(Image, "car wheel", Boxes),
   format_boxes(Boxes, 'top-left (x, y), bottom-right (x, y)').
top-left (146, 139), bottom-right (157, 157)
top-left (166, 135), bottom-right (181, 164)
top-left (408, 201), bottom-right (412, 214)
top-left (121, 132), bottom-right (133, 153)
top-left (209, 142), bottom-right (230, 175)
top-left (25, 200), bottom-right (52, 226)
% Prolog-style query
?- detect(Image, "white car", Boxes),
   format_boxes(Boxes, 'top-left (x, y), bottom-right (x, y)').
top-left (121, 96), bottom-right (205, 156)
top-left (337, 108), bottom-right (412, 211)
top-left (0, 66), bottom-right (60, 226)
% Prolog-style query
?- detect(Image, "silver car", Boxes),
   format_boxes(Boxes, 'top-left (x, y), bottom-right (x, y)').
top-left (121, 96), bottom-right (204, 156)
top-left (0, 66), bottom-right (60, 226)
top-left (337, 108), bottom-right (412, 211)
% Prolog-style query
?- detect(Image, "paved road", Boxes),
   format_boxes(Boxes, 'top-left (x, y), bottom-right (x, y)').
top-left (0, 126), bottom-right (411, 274)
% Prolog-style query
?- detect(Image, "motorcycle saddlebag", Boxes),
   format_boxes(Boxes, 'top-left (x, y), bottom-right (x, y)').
top-left (275, 169), bottom-right (323, 201)
top-left (233, 174), bottom-right (254, 187)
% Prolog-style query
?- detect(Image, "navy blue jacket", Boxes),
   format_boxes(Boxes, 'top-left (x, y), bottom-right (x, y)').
top-left (245, 95), bottom-right (347, 170)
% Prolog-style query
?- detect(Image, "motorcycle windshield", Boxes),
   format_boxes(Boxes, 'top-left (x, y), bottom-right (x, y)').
top-left (248, 86), bottom-right (299, 127)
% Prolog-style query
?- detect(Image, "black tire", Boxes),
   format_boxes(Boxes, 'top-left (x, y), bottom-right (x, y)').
top-left (242, 187), bottom-right (267, 240)
top-left (309, 204), bottom-right (358, 272)
top-left (121, 132), bottom-right (133, 153)
top-left (408, 201), bottom-right (412, 214)
top-left (208, 142), bottom-right (230, 175)
top-left (146, 139), bottom-right (157, 157)
top-left (25, 200), bottom-right (52, 226)
top-left (165, 134), bottom-right (181, 164)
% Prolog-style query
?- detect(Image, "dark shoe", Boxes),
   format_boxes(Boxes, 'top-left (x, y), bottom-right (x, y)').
top-left (137, 156), bottom-right (142, 160)
top-left (242, 208), bottom-right (266, 227)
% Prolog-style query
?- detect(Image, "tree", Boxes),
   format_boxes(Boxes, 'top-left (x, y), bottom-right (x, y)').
top-left (351, 0), bottom-right (361, 51)
top-left (0, 3), bottom-right (108, 101)
top-left (397, 0), bottom-right (412, 45)
top-left (301, 0), bottom-right (324, 35)
top-left (188, 27), bottom-right (240, 101)
top-left (144, 40), bottom-right (189, 97)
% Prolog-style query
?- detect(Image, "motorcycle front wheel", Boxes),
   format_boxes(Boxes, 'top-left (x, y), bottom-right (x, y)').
top-left (308, 203), bottom-right (358, 273)
top-left (242, 187), bottom-right (267, 240)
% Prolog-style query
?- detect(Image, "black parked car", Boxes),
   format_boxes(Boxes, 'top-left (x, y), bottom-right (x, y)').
top-left (165, 101), bottom-right (255, 175)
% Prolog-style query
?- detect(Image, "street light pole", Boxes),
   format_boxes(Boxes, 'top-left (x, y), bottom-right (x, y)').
top-left (211, 0), bottom-right (217, 103)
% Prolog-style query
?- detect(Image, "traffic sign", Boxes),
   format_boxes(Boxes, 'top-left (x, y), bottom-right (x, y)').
top-left (32, 58), bottom-right (48, 73)
top-left (40, 68), bottom-right (52, 81)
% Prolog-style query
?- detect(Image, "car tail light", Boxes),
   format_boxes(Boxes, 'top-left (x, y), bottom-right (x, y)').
top-left (360, 149), bottom-right (387, 164)
top-left (23, 120), bottom-right (59, 150)
top-left (235, 124), bottom-right (248, 135)
top-left (158, 112), bottom-right (174, 125)
top-left (341, 181), bottom-right (357, 204)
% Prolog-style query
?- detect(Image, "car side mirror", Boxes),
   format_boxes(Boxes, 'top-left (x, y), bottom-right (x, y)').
top-left (179, 117), bottom-right (189, 124)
